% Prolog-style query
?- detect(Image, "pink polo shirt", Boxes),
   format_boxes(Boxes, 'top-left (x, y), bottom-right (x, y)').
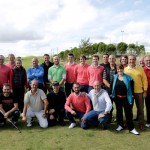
top-left (74, 64), bottom-right (89, 85)
top-left (87, 65), bottom-right (104, 86)
top-left (64, 63), bottom-right (77, 83)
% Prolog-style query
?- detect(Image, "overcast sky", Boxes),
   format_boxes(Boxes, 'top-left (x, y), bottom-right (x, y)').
top-left (0, 0), bottom-right (150, 57)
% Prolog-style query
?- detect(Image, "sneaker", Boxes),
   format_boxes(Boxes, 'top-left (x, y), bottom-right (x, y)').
top-left (145, 124), bottom-right (150, 128)
top-left (68, 123), bottom-right (76, 129)
top-left (116, 125), bottom-right (123, 131)
top-left (27, 123), bottom-right (32, 127)
top-left (130, 128), bottom-right (140, 135)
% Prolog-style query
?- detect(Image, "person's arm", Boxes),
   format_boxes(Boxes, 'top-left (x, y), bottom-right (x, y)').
top-left (103, 69), bottom-right (110, 88)
top-left (43, 98), bottom-right (49, 115)
top-left (84, 96), bottom-right (91, 114)
top-left (65, 95), bottom-right (73, 113)
top-left (22, 102), bottom-right (28, 121)
top-left (48, 68), bottom-right (53, 84)
top-left (0, 104), bottom-right (6, 115)
top-left (34, 67), bottom-right (44, 78)
top-left (59, 67), bottom-right (66, 86)
top-left (9, 69), bottom-right (13, 91)
top-left (104, 91), bottom-right (112, 113)
top-left (4, 103), bottom-right (18, 118)
top-left (27, 68), bottom-right (35, 80)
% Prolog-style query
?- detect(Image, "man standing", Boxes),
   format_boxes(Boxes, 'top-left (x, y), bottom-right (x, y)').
top-left (0, 83), bottom-right (20, 126)
top-left (65, 82), bottom-right (91, 129)
top-left (100, 53), bottom-right (109, 68)
top-left (74, 55), bottom-right (89, 93)
top-left (0, 55), bottom-right (12, 93)
top-left (124, 54), bottom-right (148, 131)
top-left (47, 81), bottom-right (66, 126)
top-left (144, 56), bottom-right (150, 128)
top-left (48, 55), bottom-right (66, 92)
top-left (83, 81), bottom-right (112, 130)
top-left (6, 54), bottom-right (16, 69)
top-left (27, 58), bottom-right (44, 91)
top-left (22, 80), bottom-right (48, 128)
top-left (64, 53), bottom-right (76, 97)
top-left (40, 54), bottom-right (53, 94)
top-left (87, 54), bottom-right (104, 92)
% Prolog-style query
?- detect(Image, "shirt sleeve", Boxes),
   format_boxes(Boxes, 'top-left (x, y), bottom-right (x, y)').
top-left (65, 95), bottom-right (73, 112)
top-left (104, 91), bottom-right (112, 113)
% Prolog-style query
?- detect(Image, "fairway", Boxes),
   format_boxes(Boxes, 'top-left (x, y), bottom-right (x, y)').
top-left (1, 115), bottom-right (150, 150)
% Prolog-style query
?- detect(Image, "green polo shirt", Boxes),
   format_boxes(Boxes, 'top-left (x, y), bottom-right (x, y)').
top-left (48, 64), bottom-right (66, 87)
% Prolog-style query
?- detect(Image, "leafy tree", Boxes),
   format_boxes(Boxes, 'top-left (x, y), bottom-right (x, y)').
top-left (98, 42), bottom-right (107, 53)
top-left (128, 43), bottom-right (136, 54)
top-left (117, 42), bottom-right (128, 54)
top-left (106, 44), bottom-right (116, 54)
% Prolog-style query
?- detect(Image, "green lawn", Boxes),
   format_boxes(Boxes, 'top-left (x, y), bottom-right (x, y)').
top-left (1, 56), bottom-right (149, 150)
top-left (1, 114), bottom-right (150, 150)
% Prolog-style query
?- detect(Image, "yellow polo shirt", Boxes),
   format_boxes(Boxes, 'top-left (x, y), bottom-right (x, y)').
top-left (124, 66), bottom-right (148, 93)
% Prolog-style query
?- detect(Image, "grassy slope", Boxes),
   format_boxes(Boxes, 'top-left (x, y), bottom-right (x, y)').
top-left (1, 56), bottom-right (150, 150)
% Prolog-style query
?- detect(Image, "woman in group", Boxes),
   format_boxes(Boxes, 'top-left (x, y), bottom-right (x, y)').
top-left (11, 58), bottom-right (27, 113)
top-left (111, 64), bottom-right (139, 135)
top-left (120, 55), bottom-right (128, 68)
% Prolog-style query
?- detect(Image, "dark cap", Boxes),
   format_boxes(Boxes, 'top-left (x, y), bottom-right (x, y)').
top-left (52, 81), bottom-right (59, 86)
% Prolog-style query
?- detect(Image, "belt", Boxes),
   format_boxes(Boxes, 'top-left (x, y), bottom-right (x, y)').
top-left (116, 95), bottom-right (127, 98)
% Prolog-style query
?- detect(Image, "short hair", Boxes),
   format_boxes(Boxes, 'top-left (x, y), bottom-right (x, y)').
top-left (92, 54), bottom-right (99, 60)
top-left (102, 53), bottom-right (109, 57)
top-left (128, 54), bottom-right (136, 60)
top-left (43, 54), bottom-right (50, 57)
top-left (116, 64), bottom-right (124, 70)
top-left (3, 83), bottom-right (10, 88)
top-left (80, 55), bottom-right (86, 60)
top-left (16, 58), bottom-right (22, 63)
top-left (8, 54), bottom-right (15, 58)
top-left (68, 53), bottom-right (74, 57)
top-left (73, 82), bottom-right (80, 87)
top-left (120, 55), bottom-right (128, 63)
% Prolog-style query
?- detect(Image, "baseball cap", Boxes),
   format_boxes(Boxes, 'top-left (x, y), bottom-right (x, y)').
top-left (52, 81), bottom-right (59, 86)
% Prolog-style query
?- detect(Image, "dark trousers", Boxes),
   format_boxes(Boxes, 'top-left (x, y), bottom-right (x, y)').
top-left (13, 87), bottom-right (25, 113)
top-left (0, 110), bottom-right (20, 123)
top-left (65, 83), bottom-right (73, 97)
top-left (48, 109), bottom-right (65, 126)
top-left (80, 85), bottom-right (89, 93)
top-left (108, 97), bottom-right (114, 123)
top-left (145, 94), bottom-right (150, 124)
top-left (115, 97), bottom-right (134, 131)
top-left (66, 110), bottom-right (87, 128)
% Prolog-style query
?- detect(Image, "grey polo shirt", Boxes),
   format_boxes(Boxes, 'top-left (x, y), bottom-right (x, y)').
top-left (24, 89), bottom-right (47, 112)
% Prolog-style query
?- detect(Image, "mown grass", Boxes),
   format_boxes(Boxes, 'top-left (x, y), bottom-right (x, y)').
top-left (1, 56), bottom-right (150, 150)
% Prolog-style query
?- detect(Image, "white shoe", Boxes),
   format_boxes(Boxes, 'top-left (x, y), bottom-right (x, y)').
top-left (27, 123), bottom-right (32, 127)
top-left (145, 124), bottom-right (150, 128)
top-left (130, 128), bottom-right (140, 135)
top-left (68, 123), bottom-right (76, 129)
top-left (116, 125), bottom-right (123, 131)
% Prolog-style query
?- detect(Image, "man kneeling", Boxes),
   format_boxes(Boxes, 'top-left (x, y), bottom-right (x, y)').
top-left (82, 81), bottom-right (112, 130)
top-left (65, 82), bottom-right (91, 129)
top-left (0, 83), bottom-right (20, 126)
top-left (22, 80), bottom-right (48, 128)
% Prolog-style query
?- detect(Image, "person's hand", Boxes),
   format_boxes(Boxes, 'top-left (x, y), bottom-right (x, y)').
top-left (49, 109), bottom-right (55, 114)
top-left (22, 116), bottom-right (27, 121)
top-left (98, 114), bottom-right (105, 119)
top-left (71, 110), bottom-right (76, 115)
top-left (143, 91), bottom-right (147, 99)
top-left (4, 112), bottom-right (10, 118)
top-left (49, 114), bottom-right (55, 120)
top-left (81, 117), bottom-right (86, 123)
top-left (42, 113), bottom-right (47, 118)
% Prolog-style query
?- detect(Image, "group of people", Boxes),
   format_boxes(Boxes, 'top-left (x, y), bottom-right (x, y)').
top-left (0, 52), bottom-right (150, 136)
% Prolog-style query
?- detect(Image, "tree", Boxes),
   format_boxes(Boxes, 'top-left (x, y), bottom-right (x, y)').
top-left (117, 42), bottom-right (128, 54)
top-left (79, 38), bottom-right (92, 56)
top-left (128, 43), bottom-right (136, 54)
top-left (98, 42), bottom-right (107, 53)
top-left (106, 44), bottom-right (116, 54)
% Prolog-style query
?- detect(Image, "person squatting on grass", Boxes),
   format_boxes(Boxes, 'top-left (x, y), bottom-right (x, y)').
top-left (22, 79), bottom-right (48, 128)
top-left (47, 81), bottom-right (66, 126)
top-left (82, 81), bottom-right (112, 130)
top-left (0, 83), bottom-right (20, 126)
top-left (65, 82), bottom-right (91, 129)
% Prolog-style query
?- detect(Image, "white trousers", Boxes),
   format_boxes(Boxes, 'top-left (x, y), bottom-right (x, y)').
top-left (26, 109), bottom-right (48, 128)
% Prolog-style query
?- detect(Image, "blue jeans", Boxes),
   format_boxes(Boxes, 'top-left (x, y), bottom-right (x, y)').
top-left (66, 110), bottom-right (88, 128)
top-left (80, 85), bottom-right (89, 93)
top-left (88, 86), bottom-right (93, 93)
top-left (83, 110), bottom-right (109, 128)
